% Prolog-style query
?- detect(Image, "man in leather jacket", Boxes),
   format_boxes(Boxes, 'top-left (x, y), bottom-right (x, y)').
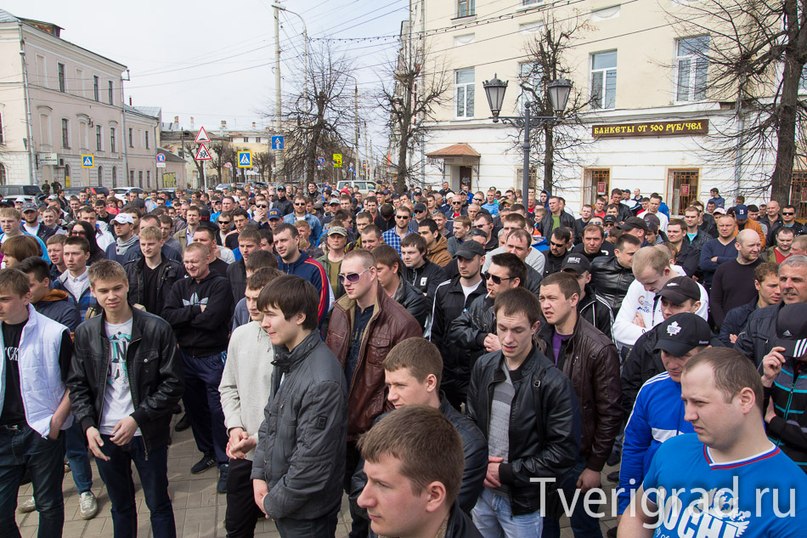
top-left (123, 226), bottom-right (185, 315)
top-left (590, 233), bottom-right (641, 314)
top-left (68, 260), bottom-right (184, 537)
top-left (467, 287), bottom-right (579, 534)
top-left (372, 245), bottom-right (429, 329)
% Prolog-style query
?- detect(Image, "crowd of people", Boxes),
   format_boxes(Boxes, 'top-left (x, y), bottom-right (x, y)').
top-left (1, 179), bottom-right (806, 538)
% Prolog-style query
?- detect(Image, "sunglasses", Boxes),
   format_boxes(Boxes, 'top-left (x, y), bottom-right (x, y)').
top-left (395, 215), bottom-right (410, 220)
top-left (474, 198), bottom-right (483, 202)
top-left (783, 212), bottom-right (795, 216)
top-left (337, 268), bottom-right (369, 283)
top-left (482, 272), bottom-right (514, 285)
top-left (293, 202), bottom-right (306, 206)
top-left (550, 241), bottom-right (567, 247)
top-left (219, 220), bottom-right (231, 225)
top-left (255, 204), bottom-right (268, 209)
top-left (452, 201), bottom-right (462, 205)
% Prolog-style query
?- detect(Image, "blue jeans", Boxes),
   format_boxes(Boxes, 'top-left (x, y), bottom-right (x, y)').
top-left (94, 436), bottom-right (176, 538)
top-left (64, 421), bottom-right (93, 493)
top-left (0, 423), bottom-right (65, 538)
top-left (180, 349), bottom-right (228, 465)
top-left (472, 488), bottom-right (543, 538)
top-left (542, 462), bottom-right (603, 538)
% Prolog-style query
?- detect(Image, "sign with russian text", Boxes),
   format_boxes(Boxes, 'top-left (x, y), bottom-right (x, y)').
top-left (592, 120), bottom-right (709, 138)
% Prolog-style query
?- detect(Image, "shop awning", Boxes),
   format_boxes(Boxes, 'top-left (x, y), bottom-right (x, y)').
top-left (426, 143), bottom-right (480, 159)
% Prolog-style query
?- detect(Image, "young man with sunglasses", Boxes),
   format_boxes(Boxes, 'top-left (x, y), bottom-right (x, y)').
top-left (325, 249), bottom-right (421, 537)
top-left (382, 206), bottom-right (415, 255)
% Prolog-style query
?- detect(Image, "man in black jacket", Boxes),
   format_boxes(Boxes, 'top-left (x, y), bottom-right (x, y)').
top-left (719, 262), bottom-right (780, 346)
top-left (401, 233), bottom-right (447, 300)
top-left (225, 227), bottom-right (261, 302)
top-left (123, 226), bottom-right (184, 316)
top-left (68, 260), bottom-right (184, 537)
top-left (467, 287), bottom-right (579, 534)
top-left (561, 254), bottom-right (614, 338)
top-left (163, 242), bottom-right (234, 490)
top-left (590, 234), bottom-right (641, 314)
top-left (542, 227), bottom-right (573, 277)
top-left (538, 196), bottom-right (576, 239)
top-left (373, 245), bottom-right (429, 329)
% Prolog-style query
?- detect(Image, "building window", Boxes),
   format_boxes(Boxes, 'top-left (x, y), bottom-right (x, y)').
top-left (145, 131), bottom-right (150, 149)
top-left (130, 169), bottom-right (135, 183)
top-left (676, 36), bottom-right (709, 101)
top-left (256, 137), bottom-right (261, 143)
top-left (147, 170), bottom-right (151, 187)
top-left (0, 163), bottom-right (5, 185)
top-left (457, 0), bottom-right (475, 17)
top-left (58, 63), bottom-right (65, 92)
top-left (791, 171), bottom-right (807, 218)
top-left (583, 168), bottom-right (611, 205)
top-left (61, 119), bottom-right (70, 148)
top-left (112, 166), bottom-right (118, 188)
top-left (110, 127), bottom-right (116, 153)
top-left (108, 81), bottom-right (114, 104)
top-left (0, 113), bottom-right (4, 145)
top-left (93, 76), bottom-right (100, 101)
top-left (243, 137), bottom-right (249, 143)
top-left (667, 169), bottom-right (699, 216)
top-left (518, 62), bottom-right (542, 112)
top-left (128, 128), bottom-right (134, 148)
top-left (138, 170), bottom-right (143, 188)
top-left (455, 67), bottom-right (475, 118)
top-left (96, 125), bottom-right (103, 151)
top-left (97, 166), bottom-right (103, 186)
top-left (591, 51), bottom-right (617, 110)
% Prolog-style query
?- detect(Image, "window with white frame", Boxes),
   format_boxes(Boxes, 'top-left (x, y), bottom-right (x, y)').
top-left (96, 125), bottom-right (103, 151)
top-left (61, 119), bottom-right (70, 148)
top-left (108, 80), bottom-right (114, 104)
top-left (0, 113), bottom-right (4, 145)
top-left (93, 76), bottom-right (100, 101)
top-left (455, 67), bottom-right (475, 118)
top-left (590, 51), bottom-right (617, 110)
top-left (676, 36), bottom-right (709, 101)
top-left (518, 62), bottom-right (542, 112)
top-left (58, 63), bottom-right (65, 92)
top-left (457, 0), bottom-right (475, 17)
top-left (110, 127), bottom-right (116, 153)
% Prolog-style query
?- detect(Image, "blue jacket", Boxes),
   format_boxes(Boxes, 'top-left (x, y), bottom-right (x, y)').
top-left (283, 213), bottom-right (322, 246)
top-left (276, 252), bottom-right (331, 323)
top-left (617, 372), bottom-right (694, 514)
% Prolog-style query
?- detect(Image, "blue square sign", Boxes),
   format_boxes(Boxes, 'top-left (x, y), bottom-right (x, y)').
top-left (271, 135), bottom-right (285, 150)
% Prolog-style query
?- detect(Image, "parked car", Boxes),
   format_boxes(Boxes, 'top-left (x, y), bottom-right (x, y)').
top-left (336, 180), bottom-right (377, 195)
top-left (63, 186), bottom-right (110, 198)
top-left (112, 187), bottom-right (145, 198)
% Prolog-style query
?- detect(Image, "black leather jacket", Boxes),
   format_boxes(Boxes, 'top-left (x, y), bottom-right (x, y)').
top-left (67, 309), bottom-right (184, 452)
top-left (467, 347), bottom-right (580, 516)
top-left (590, 255), bottom-right (635, 314)
top-left (735, 303), bottom-right (781, 366)
top-left (124, 257), bottom-right (185, 315)
top-left (579, 286), bottom-right (614, 339)
top-left (393, 278), bottom-right (430, 329)
top-left (447, 294), bottom-right (495, 397)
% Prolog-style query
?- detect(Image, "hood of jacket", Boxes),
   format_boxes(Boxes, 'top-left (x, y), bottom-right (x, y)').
top-left (38, 288), bottom-right (70, 304)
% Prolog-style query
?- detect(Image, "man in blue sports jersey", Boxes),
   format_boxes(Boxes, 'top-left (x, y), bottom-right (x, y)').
top-left (620, 348), bottom-right (807, 537)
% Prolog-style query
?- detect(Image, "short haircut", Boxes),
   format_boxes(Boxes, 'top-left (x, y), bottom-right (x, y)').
top-left (506, 228), bottom-right (532, 246)
top-left (382, 337), bottom-right (443, 387)
top-left (158, 214), bottom-right (173, 227)
top-left (140, 214), bottom-right (159, 228)
top-left (294, 220), bottom-right (311, 233)
top-left (494, 287), bottom-right (541, 326)
top-left (754, 262), bottom-right (778, 283)
top-left (395, 205), bottom-right (412, 217)
top-left (245, 250), bottom-right (278, 271)
top-left (355, 211), bottom-right (373, 222)
top-left (615, 233), bottom-right (641, 251)
top-left (0, 268), bottom-right (31, 296)
top-left (792, 235), bottom-right (807, 251)
top-left (193, 225), bottom-right (216, 242)
top-left (343, 248), bottom-right (375, 269)
top-left (453, 216), bottom-right (471, 229)
top-left (257, 274), bottom-right (318, 331)
top-left (231, 208), bottom-right (249, 219)
top-left (186, 205), bottom-right (200, 214)
top-left (16, 256), bottom-right (50, 281)
top-left (361, 224), bottom-right (381, 238)
top-left (633, 245), bottom-right (671, 275)
top-left (417, 218), bottom-right (438, 234)
top-left (64, 236), bottom-right (90, 254)
top-left (274, 223), bottom-right (299, 239)
top-left (0, 208), bottom-right (21, 221)
top-left (776, 226), bottom-right (796, 238)
top-left (184, 241), bottom-right (210, 259)
top-left (358, 405), bottom-right (463, 507)
top-left (47, 234), bottom-right (67, 246)
top-left (780, 254), bottom-right (807, 270)
top-left (139, 226), bottom-right (162, 242)
top-left (551, 226), bottom-right (573, 243)
top-left (668, 218), bottom-right (685, 229)
top-left (683, 347), bottom-right (764, 412)
top-left (473, 212), bottom-right (493, 225)
top-left (2, 235), bottom-right (41, 261)
top-left (238, 228), bottom-right (262, 244)
top-left (541, 271), bottom-right (581, 299)
top-left (246, 267), bottom-right (282, 290)
top-left (372, 245), bottom-right (402, 272)
top-left (401, 233), bottom-right (427, 254)
top-left (122, 206), bottom-right (142, 218)
top-left (582, 224), bottom-right (604, 238)
top-left (502, 213), bottom-right (527, 228)
top-left (88, 260), bottom-right (127, 285)
top-left (489, 252), bottom-right (526, 285)
top-left (258, 228), bottom-right (273, 244)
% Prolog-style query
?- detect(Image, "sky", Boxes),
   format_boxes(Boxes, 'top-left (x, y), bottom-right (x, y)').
top-left (5, 0), bottom-right (407, 156)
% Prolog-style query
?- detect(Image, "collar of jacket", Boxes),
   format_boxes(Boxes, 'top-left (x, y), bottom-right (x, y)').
top-left (335, 279), bottom-right (385, 321)
top-left (93, 307), bottom-right (144, 345)
top-left (490, 345), bottom-right (549, 382)
top-left (38, 288), bottom-right (70, 304)
top-left (538, 311), bottom-right (583, 350)
top-left (272, 330), bottom-right (322, 374)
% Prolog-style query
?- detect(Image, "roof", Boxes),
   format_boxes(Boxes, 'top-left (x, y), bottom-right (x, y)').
top-left (426, 143), bottom-right (480, 159)
top-left (0, 9), bottom-right (19, 23)
top-left (124, 104), bottom-right (160, 120)
top-left (157, 148), bottom-right (185, 163)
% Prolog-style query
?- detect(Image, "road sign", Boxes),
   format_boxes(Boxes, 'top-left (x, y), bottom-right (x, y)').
top-left (195, 144), bottom-right (212, 161)
top-left (156, 152), bottom-right (166, 168)
top-left (333, 153), bottom-right (343, 168)
top-left (271, 135), bottom-right (285, 150)
top-left (316, 156), bottom-right (326, 166)
top-left (81, 154), bottom-right (94, 168)
top-left (237, 150), bottom-right (253, 168)
top-left (195, 127), bottom-right (211, 144)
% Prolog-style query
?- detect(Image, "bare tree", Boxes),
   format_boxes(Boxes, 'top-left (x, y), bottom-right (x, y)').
top-left (254, 151), bottom-right (274, 181)
top-left (209, 140), bottom-right (236, 184)
top-left (669, 0), bottom-right (807, 202)
top-left (181, 139), bottom-right (207, 188)
top-left (379, 44), bottom-right (449, 192)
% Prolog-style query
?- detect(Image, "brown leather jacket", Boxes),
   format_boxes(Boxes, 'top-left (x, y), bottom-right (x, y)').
top-left (325, 283), bottom-right (422, 441)
top-left (537, 316), bottom-right (622, 472)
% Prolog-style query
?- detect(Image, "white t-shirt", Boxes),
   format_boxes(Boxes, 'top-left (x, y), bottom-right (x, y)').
top-left (461, 281), bottom-right (480, 300)
top-left (100, 317), bottom-right (142, 437)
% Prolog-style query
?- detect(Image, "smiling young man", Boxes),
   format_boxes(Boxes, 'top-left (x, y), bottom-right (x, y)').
top-left (67, 260), bottom-right (183, 537)
top-left (250, 275), bottom-right (347, 536)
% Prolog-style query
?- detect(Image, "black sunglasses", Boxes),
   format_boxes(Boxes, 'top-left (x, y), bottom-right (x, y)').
top-left (482, 272), bottom-right (513, 285)
top-left (255, 204), bottom-right (268, 209)
top-left (219, 220), bottom-right (231, 225)
top-left (395, 215), bottom-right (410, 219)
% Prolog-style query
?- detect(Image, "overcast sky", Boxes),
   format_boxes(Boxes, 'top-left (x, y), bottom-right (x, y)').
top-left (5, 0), bottom-right (406, 155)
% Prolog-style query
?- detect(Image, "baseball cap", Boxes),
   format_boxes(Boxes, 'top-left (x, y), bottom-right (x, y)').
top-left (770, 304), bottom-right (807, 359)
top-left (197, 207), bottom-right (211, 222)
top-left (413, 203), bottom-right (428, 213)
top-left (276, 185), bottom-right (286, 191)
top-left (618, 216), bottom-right (649, 232)
top-left (327, 226), bottom-right (348, 237)
top-left (603, 215), bottom-right (617, 225)
top-left (657, 276), bottom-right (700, 304)
top-left (654, 313), bottom-right (713, 356)
top-left (734, 204), bottom-right (748, 221)
top-left (455, 241), bottom-right (485, 259)
top-left (268, 208), bottom-right (282, 220)
top-left (561, 253), bottom-right (591, 275)
top-left (47, 194), bottom-right (59, 201)
top-left (713, 207), bottom-right (727, 215)
top-left (21, 202), bottom-right (38, 213)
top-left (329, 198), bottom-right (340, 206)
top-left (112, 213), bottom-right (134, 225)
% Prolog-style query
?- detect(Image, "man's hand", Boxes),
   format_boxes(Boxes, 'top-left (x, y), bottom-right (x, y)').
top-left (110, 416), bottom-right (138, 446)
top-left (484, 333), bottom-right (501, 352)
top-left (711, 256), bottom-right (718, 263)
top-left (761, 347), bottom-right (786, 387)
top-left (48, 414), bottom-right (67, 440)
top-left (577, 468), bottom-right (601, 492)
top-left (484, 456), bottom-right (503, 489)
top-left (253, 479), bottom-right (269, 516)
top-left (227, 428), bottom-right (256, 459)
top-left (765, 397), bottom-right (777, 424)
top-left (86, 427), bottom-right (111, 461)
top-left (200, 304), bottom-right (207, 312)
top-left (729, 333), bottom-right (738, 344)
top-left (633, 313), bottom-right (646, 328)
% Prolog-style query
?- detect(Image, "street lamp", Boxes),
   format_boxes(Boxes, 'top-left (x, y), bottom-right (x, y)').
top-left (483, 74), bottom-right (572, 203)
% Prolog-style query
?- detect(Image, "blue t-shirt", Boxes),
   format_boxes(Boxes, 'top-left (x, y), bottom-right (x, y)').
top-left (642, 434), bottom-right (807, 537)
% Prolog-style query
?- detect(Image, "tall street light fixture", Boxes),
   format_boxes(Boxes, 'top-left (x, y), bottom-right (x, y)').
top-left (483, 74), bottom-right (572, 202)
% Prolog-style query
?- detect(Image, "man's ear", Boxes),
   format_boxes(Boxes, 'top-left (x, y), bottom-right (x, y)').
top-left (423, 481), bottom-right (447, 514)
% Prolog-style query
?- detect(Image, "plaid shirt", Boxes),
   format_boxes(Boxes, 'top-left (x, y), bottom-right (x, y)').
top-left (382, 228), bottom-right (414, 255)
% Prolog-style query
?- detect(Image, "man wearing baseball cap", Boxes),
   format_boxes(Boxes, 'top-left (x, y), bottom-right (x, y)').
top-left (732, 203), bottom-right (766, 247)
top-left (105, 213), bottom-right (138, 263)
top-left (617, 312), bottom-right (714, 521)
top-left (20, 202), bottom-right (56, 243)
top-left (617, 216), bottom-right (650, 244)
top-left (561, 253), bottom-right (614, 337)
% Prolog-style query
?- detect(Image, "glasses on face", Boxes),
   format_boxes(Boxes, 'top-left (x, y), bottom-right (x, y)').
top-left (482, 272), bottom-right (513, 285)
top-left (395, 215), bottom-right (410, 220)
top-left (337, 268), bottom-right (369, 283)
top-left (293, 202), bottom-right (306, 206)
top-left (474, 198), bottom-right (483, 203)
top-left (452, 201), bottom-right (462, 205)
top-left (219, 220), bottom-right (231, 225)
top-left (783, 212), bottom-right (795, 216)
top-left (71, 230), bottom-right (85, 236)
top-left (550, 241), bottom-right (567, 248)
top-left (256, 204), bottom-right (268, 209)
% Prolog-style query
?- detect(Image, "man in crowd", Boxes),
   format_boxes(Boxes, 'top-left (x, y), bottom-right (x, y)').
top-left (760, 199), bottom-right (782, 238)
top-left (719, 262), bottom-right (780, 346)
top-left (373, 245), bottom-right (429, 328)
top-left (174, 205), bottom-right (202, 250)
top-left (20, 203), bottom-right (55, 243)
top-left (699, 213), bottom-right (739, 289)
top-left (163, 242), bottom-right (234, 493)
top-left (283, 195), bottom-right (322, 247)
top-left (401, 233), bottom-right (448, 300)
top-left (273, 223), bottom-right (330, 323)
top-left (591, 234), bottom-right (641, 314)
top-left (360, 225), bottom-right (382, 252)
top-left (709, 229), bottom-right (763, 326)
top-left (473, 213), bottom-right (498, 252)
top-left (538, 195), bottom-right (576, 238)
top-left (561, 254), bottom-right (614, 337)
top-left (18, 256), bottom-right (80, 331)
top-left (767, 203), bottom-right (803, 246)
top-left (571, 224), bottom-right (613, 262)
top-left (767, 226), bottom-right (795, 263)
top-left (55, 236), bottom-right (98, 321)
top-left (124, 226), bottom-right (185, 315)
top-left (105, 213), bottom-right (139, 263)
top-left (68, 260), bottom-right (183, 537)
top-left (226, 227), bottom-right (262, 301)
top-left (193, 226), bottom-right (232, 274)
top-left (382, 206), bottom-right (415, 255)
top-left (542, 227), bottom-right (573, 277)
top-left (418, 218), bottom-right (451, 267)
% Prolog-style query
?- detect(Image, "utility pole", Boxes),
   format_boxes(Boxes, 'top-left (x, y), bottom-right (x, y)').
top-left (354, 83), bottom-right (360, 181)
top-left (274, 3), bottom-right (283, 182)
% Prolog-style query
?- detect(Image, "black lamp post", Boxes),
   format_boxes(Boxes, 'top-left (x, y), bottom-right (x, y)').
top-left (483, 74), bottom-right (572, 202)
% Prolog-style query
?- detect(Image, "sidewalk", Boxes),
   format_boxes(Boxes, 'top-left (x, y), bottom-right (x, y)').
top-left (16, 420), bottom-right (618, 537)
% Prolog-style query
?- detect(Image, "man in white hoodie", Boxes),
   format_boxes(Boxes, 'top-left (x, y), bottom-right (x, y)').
top-left (219, 267), bottom-right (281, 532)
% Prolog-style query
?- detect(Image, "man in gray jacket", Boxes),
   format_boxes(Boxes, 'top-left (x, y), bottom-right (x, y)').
top-left (250, 275), bottom-right (347, 536)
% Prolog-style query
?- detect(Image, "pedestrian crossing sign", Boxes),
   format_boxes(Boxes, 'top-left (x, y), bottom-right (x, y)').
top-left (237, 150), bottom-right (253, 168)
top-left (81, 154), bottom-right (94, 168)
